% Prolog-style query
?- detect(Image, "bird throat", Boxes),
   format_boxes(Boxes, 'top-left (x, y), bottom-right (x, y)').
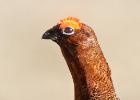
top-left (59, 35), bottom-right (118, 100)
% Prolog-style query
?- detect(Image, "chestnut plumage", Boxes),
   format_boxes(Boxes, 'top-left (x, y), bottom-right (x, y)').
top-left (42, 17), bottom-right (119, 100)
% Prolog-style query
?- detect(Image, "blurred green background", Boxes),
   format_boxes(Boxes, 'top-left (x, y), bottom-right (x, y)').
top-left (0, 0), bottom-right (140, 100)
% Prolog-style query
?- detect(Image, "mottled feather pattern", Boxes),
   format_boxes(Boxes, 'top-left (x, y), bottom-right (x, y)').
top-left (42, 17), bottom-right (119, 100)
top-left (59, 24), bottom-right (118, 100)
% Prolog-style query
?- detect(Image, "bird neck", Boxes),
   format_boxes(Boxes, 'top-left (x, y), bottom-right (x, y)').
top-left (60, 39), bottom-right (118, 100)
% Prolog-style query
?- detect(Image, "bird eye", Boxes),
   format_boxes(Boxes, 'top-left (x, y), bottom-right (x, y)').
top-left (62, 27), bottom-right (74, 35)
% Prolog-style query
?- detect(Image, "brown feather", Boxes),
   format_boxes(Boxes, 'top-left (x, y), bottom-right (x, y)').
top-left (42, 18), bottom-right (119, 100)
top-left (58, 24), bottom-right (119, 100)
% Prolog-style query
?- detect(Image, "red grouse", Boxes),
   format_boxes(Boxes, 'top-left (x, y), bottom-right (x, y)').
top-left (42, 17), bottom-right (119, 100)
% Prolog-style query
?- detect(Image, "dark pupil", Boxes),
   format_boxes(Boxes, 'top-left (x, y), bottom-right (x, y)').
top-left (64, 27), bottom-right (73, 33)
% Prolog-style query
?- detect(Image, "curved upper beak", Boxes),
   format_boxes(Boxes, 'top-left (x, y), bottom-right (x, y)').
top-left (42, 31), bottom-right (52, 39)
top-left (42, 25), bottom-right (60, 40)
top-left (42, 28), bottom-right (57, 40)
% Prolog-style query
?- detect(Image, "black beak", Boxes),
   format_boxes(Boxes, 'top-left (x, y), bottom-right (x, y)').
top-left (42, 31), bottom-right (52, 39)
top-left (42, 28), bottom-right (57, 40)
top-left (42, 25), bottom-right (60, 40)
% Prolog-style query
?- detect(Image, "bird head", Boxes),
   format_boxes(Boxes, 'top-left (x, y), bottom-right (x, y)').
top-left (42, 17), bottom-right (96, 46)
